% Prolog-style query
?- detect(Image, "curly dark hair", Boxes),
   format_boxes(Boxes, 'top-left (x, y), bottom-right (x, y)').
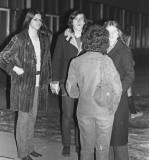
top-left (82, 24), bottom-right (109, 54)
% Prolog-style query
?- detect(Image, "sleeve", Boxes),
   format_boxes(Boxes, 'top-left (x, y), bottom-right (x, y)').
top-left (66, 59), bottom-right (80, 98)
top-left (104, 57), bottom-right (122, 104)
top-left (121, 48), bottom-right (135, 93)
top-left (47, 37), bottom-right (52, 83)
top-left (52, 34), bottom-right (64, 81)
top-left (0, 35), bottom-right (19, 75)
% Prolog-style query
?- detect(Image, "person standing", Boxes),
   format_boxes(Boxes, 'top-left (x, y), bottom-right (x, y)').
top-left (123, 33), bottom-right (143, 119)
top-left (66, 24), bottom-right (122, 160)
top-left (0, 9), bottom-right (52, 160)
top-left (50, 10), bottom-right (87, 157)
top-left (103, 21), bottom-right (135, 160)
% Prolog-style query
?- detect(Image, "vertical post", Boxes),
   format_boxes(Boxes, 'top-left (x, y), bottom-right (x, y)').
top-left (26, 0), bottom-right (31, 8)
top-left (0, 8), bottom-right (11, 36)
top-left (122, 9), bottom-right (125, 30)
top-left (70, 0), bottom-right (74, 9)
top-left (41, 0), bottom-right (45, 12)
top-left (79, 0), bottom-right (82, 10)
top-left (56, 16), bottom-right (59, 32)
top-left (99, 3), bottom-right (103, 20)
top-left (139, 13), bottom-right (142, 48)
top-left (5, 0), bottom-right (9, 7)
top-left (55, 0), bottom-right (58, 14)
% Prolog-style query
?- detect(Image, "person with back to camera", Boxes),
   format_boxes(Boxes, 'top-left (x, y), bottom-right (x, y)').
top-left (0, 9), bottom-right (52, 160)
top-left (123, 32), bottom-right (143, 119)
top-left (65, 24), bottom-right (122, 160)
top-left (103, 20), bottom-right (135, 160)
top-left (50, 10), bottom-right (87, 157)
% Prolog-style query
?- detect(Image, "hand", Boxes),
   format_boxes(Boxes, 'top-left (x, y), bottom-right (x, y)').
top-left (50, 81), bottom-right (60, 94)
top-left (13, 66), bottom-right (24, 75)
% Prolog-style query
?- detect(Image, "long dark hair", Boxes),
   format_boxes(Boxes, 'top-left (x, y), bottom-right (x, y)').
top-left (103, 20), bottom-right (124, 42)
top-left (22, 9), bottom-right (52, 37)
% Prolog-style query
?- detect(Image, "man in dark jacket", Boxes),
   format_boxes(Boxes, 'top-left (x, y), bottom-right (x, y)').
top-left (50, 10), bottom-right (87, 157)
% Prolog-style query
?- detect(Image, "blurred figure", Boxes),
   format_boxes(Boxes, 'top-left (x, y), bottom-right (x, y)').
top-left (123, 33), bottom-right (143, 119)
top-left (0, 9), bottom-right (52, 160)
top-left (66, 24), bottom-right (122, 160)
top-left (103, 21), bottom-right (135, 160)
top-left (50, 10), bottom-right (87, 157)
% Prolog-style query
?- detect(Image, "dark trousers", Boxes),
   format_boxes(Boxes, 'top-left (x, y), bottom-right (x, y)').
top-left (127, 87), bottom-right (137, 114)
top-left (62, 95), bottom-right (79, 147)
top-left (109, 145), bottom-right (129, 160)
top-left (128, 96), bottom-right (137, 114)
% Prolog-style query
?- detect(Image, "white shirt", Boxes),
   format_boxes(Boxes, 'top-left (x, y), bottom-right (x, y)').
top-left (29, 34), bottom-right (41, 86)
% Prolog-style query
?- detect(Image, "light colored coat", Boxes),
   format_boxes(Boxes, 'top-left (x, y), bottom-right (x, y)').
top-left (66, 52), bottom-right (122, 116)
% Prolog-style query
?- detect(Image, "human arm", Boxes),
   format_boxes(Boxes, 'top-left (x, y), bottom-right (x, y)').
top-left (121, 48), bottom-right (135, 93)
top-left (66, 59), bottom-right (79, 98)
top-left (50, 34), bottom-right (64, 94)
top-left (52, 34), bottom-right (64, 81)
top-left (0, 35), bottom-right (24, 75)
top-left (105, 57), bottom-right (122, 103)
top-left (13, 66), bottom-right (24, 75)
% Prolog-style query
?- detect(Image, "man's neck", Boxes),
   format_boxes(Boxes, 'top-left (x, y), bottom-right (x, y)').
top-left (74, 30), bottom-right (82, 38)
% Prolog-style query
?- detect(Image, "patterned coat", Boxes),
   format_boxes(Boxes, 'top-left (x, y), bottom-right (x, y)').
top-left (52, 29), bottom-right (82, 95)
top-left (0, 30), bottom-right (52, 112)
top-left (108, 40), bottom-right (135, 146)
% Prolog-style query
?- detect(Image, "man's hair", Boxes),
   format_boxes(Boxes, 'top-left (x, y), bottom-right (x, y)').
top-left (82, 24), bottom-right (109, 54)
top-left (67, 10), bottom-right (87, 32)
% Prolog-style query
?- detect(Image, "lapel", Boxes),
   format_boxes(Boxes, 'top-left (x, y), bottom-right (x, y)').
top-left (25, 31), bottom-right (36, 62)
top-left (64, 28), bottom-right (82, 55)
top-left (27, 31), bottom-right (45, 67)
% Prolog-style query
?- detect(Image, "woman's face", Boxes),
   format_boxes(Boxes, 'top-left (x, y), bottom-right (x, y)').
top-left (29, 14), bottom-right (42, 31)
top-left (72, 14), bottom-right (85, 32)
top-left (106, 25), bottom-right (119, 46)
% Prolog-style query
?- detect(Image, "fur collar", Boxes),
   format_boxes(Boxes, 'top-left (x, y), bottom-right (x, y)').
top-left (64, 28), bottom-right (82, 54)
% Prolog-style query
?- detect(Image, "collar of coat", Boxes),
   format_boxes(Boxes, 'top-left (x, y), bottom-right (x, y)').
top-left (64, 28), bottom-right (82, 54)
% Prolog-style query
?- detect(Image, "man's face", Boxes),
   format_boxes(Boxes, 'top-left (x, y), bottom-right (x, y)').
top-left (106, 25), bottom-right (119, 46)
top-left (72, 14), bottom-right (85, 32)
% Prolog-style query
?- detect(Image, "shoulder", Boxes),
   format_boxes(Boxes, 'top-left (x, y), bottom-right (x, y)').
top-left (102, 54), bottom-right (113, 63)
top-left (118, 40), bottom-right (130, 52)
top-left (58, 28), bottom-right (73, 40)
top-left (57, 32), bottom-right (65, 40)
top-left (9, 32), bottom-right (24, 45)
top-left (39, 33), bottom-right (51, 42)
top-left (14, 30), bottom-right (28, 42)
